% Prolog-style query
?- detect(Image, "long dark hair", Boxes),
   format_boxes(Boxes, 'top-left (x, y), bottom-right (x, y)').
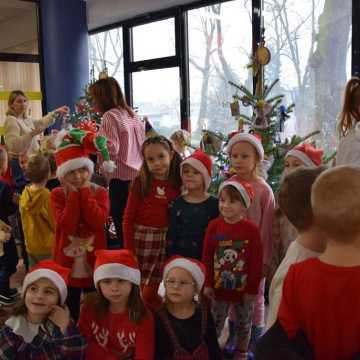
top-left (135, 135), bottom-right (182, 198)
top-left (339, 77), bottom-right (360, 137)
top-left (84, 284), bottom-right (147, 324)
top-left (89, 77), bottom-right (135, 117)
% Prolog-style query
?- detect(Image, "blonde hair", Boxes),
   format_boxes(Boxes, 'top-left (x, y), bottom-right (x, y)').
top-left (311, 166), bottom-right (360, 242)
top-left (6, 90), bottom-right (28, 118)
top-left (338, 77), bottom-right (360, 137)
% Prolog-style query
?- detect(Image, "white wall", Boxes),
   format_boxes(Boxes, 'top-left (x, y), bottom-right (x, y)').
top-left (87, 0), bottom-right (198, 30)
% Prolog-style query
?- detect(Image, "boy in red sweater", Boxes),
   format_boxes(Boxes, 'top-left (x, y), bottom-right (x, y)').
top-left (274, 166), bottom-right (360, 359)
top-left (51, 129), bottom-right (111, 321)
top-left (202, 178), bottom-right (263, 360)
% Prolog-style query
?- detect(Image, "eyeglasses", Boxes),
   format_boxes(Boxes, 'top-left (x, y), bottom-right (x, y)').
top-left (164, 279), bottom-right (195, 289)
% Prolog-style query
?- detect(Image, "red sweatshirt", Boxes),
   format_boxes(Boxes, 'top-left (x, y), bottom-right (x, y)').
top-left (202, 217), bottom-right (263, 302)
top-left (279, 258), bottom-right (360, 360)
top-left (78, 303), bottom-right (154, 360)
top-left (50, 185), bottom-right (109, 287)
top-left (123, 178), bottom-right (180, 251)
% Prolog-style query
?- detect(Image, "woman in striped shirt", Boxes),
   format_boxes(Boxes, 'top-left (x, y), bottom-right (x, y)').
top-left (89, 78), bottom-right (145, 248)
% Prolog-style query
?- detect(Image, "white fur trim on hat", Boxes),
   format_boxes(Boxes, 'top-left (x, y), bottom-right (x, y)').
top-left (94, 263), bottom-right (141, 287)
top-left (163, 258), bottom-right (205, 290)
top-left (22, 269), bottom-right (68, 305)
top-left (226, 133), bottom-right (264, 160)
top-left (56, 157), bottom-right (94, 179)
top-left (218, 180), bottom-right (251, 209)
top-left (285, 149), bottom-right (316, 167)
top-left (181, 158), bottom-right (211, 190)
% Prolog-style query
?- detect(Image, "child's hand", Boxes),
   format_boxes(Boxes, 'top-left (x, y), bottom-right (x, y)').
top-left (61, 179), bottom-right (78, 193)
top-left (49, 305), bottom-right (70, 334)
top-left (203, 286), bottom-right (215, 301)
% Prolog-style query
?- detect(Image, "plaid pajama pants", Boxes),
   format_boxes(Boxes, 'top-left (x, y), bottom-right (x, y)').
top-left (134, 224), bottom-right (167, 285)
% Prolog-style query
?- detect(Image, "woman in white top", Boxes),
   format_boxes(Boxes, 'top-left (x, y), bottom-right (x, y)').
top-left (4, 90), bottom-right (68, 191)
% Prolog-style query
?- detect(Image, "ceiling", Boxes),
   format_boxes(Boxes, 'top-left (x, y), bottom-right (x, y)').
top-left (86, 0), bottom-right (198, 30)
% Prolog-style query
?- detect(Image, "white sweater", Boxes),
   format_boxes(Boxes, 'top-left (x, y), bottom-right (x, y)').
top-left (4, 112), bottom-right (55, 157)
top-left (336, 122), bottom-right (360, 166)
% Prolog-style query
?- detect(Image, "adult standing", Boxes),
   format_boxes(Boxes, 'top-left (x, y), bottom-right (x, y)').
top-left (4, 90), bottom-right (68, 192)
top-left (89, 77), bottom-right (145, 248)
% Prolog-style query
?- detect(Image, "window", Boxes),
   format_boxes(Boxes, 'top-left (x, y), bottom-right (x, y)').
top-left (132, 68), bottom-right (180, 138)
top-left (132, 18), bottom-right (176, 61)
top-left (188, 1), bottom-right (253, 145)
top-left (89, 28), bottom-right (124, 88)
top-left (264, 0), bottom-right (352, 152)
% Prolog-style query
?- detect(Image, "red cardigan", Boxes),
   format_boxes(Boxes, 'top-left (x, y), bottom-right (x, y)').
top-left (50, 185), bottom-right (109, 287)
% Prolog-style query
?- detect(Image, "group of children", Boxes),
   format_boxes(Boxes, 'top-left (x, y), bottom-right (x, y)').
top-left (0, 76), bottom-right (360, 359)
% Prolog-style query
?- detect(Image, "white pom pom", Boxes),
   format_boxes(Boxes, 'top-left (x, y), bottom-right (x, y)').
top-left (102, 160), bottom-right (116, 173)
top-left (54, 129), bottom-right (68, 148)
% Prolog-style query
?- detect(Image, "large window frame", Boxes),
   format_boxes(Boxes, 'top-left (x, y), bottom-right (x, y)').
top-left (89, 0), bottom-right (360, 132)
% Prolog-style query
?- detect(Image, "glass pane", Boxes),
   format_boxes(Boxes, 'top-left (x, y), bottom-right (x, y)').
top-left (132, 68), bottom-right (180, 138)
top-left (89, 28), bottom-right (124, 88)
top-left (133, 18), bottom-right (175, 61)
top-left (264, 0), bottom-right (352, 153)
top-left (0, 61), bottom-right (42, 126)
top-left (0, 0), bottom-right (38, 54)
top-left (188, 1), bottom-right (253, 146)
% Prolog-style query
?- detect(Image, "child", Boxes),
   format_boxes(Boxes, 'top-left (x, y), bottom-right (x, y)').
top-left (20, 154), bottom-right (55, 268)
top-left (226, 132), bottom-right (275, 341)
top-left (336, 77), bottom-right (360, 165)
top-left (0, 146), bottom-right (19, 305)
top-left (43, 151), bottom-right (61, 191)
top-left (155, 256), bottom-right (221, 359)
top-left (170, 129), bottom-right (193, 159)
top-left (168, 149), bottom-right (219, 260)
top-left (258, 166), bottom-right (360, 359)
top-left (266, 166), bottom-right (326, 329)
top-left (79, 249), bottom-right (154, 359)
top-left (202, 178), bottom-right (263, 359)
top-left (270, 143), bottom-right (323, 275)
top-left (51, 129), bottom-right (110, 321)
top-left (123, 135), bottom-right (182, 310)
top-left (0, 260), bottom-right (86, 358)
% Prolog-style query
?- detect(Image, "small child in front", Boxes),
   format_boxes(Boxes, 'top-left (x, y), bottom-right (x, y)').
top-left (79, 249), bottom-right (154, 359)
top-left (202, 178), bottom-right (263, 360)
top-left (155, 256), bottom-right (221, 359)
top-left (266, 166), bottom-right (326, 329)
top-left (0, 260), bottom-right (86, 359)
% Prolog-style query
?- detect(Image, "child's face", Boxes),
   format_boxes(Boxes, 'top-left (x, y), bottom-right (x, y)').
top-left (181, 164), bottom-right (205, 192)
top-left (165, 267), bottom-right (196, 305)
top-left (0, 150), bottom-right (8, 175)
top-left (10, 95), bottom-right (28, 116)
top-left (25, 278), bottom-right (59, 319)
top-left (219, 188), bottom-right (246, 224)
top-left (99, 278), bottom-right (132, 306)
top-left (284, 155), bottom-right (305, 175)
top-left (230, 142), bottom-right (258, 177)
top-left (63, 167), bottom-right (90, 188)
top-left (144, 143), bottom-right (173, 180)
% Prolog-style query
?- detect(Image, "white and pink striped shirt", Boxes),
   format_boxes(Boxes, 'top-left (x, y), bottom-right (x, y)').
top-left (98, 108), bottom-right (145, 181)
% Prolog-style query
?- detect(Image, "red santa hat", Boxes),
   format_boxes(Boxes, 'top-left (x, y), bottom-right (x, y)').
top-left (162, 256), bottom-right (206, 291)
top-left (93, 249), bottom-right (141, 287)
top-left (218, 177), bottom-right (255, 209)
top-left (285, 143), bottom-right (323, 167)
top-left (22, 260), bottom-right (70, 305)
top-left (55, 128), bottom-right (115, 179)
top-left (226, 132), bottom-right (264, 161)
top-left (180, 149), bottom-right (212, 190)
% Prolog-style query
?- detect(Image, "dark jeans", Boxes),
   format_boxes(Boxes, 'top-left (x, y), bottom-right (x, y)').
top-left (0, 237), bottom-right (19, 295)
top-left (66, 285), bottom-right (95, 323)
top-left (109, 178), bottom-right (130, 249)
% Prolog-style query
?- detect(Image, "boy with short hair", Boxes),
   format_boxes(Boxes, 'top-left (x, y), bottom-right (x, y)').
top-left (266, 166), bottom-right (327, 329)
top-left (20, 153), bottom-right (55, 268)
top-left (258, 166), bottom-right (360, 359)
